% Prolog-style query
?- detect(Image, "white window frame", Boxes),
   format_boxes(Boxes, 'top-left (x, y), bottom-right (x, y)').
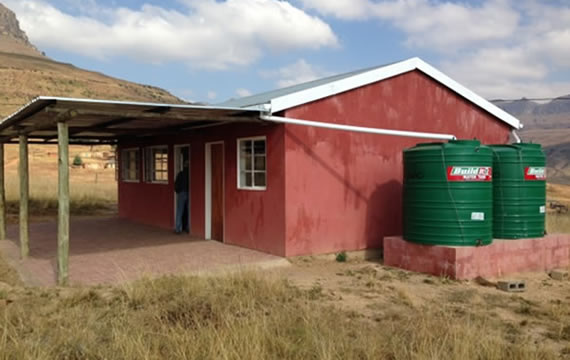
top-left (144, 145), bottom-right (169, 184)
top-left (120, 147), bottom-right (140, 183)
top-left (237, 136), bottom-right (267, 191)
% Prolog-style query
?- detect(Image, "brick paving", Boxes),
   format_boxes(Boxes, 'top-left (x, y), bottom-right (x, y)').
top-left (0, 217), bottom-right (287, 286)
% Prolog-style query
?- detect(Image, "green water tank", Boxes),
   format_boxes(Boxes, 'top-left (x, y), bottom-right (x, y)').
top-left (489, 143), bottom-right (546, 239)
top-left (403, 140), bottom-right (493, 246)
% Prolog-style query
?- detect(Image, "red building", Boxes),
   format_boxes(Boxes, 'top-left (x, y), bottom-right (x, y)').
top-left (116, 57), bottom-right (521, 257)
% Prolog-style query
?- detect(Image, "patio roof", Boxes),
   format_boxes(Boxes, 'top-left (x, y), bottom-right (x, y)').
top-left (0, 97), bottom-right (263, 144)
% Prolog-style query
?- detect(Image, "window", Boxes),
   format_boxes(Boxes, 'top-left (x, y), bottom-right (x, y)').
top-left (238, 137), bottom-right (266, 190)
top-left (121, 148), bottom-right (140, 182)
top-left (144, 146), bottom-right (169, 183)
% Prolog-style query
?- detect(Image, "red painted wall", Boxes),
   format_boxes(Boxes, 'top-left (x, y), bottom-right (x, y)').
top-left (118, 122), bottom-right (286, 256)
top-left (283, 70), bottom-right (511, 256)
top-left (118, 143), bottom-right (175, 229)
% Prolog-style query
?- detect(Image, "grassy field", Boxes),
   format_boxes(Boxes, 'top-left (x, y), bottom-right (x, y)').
top-left (0, 266), bottom-right (568, 360)
top-left (547, 183), bottom-right (570, 234)
top-left (3, 144), bottom-right (117, 221)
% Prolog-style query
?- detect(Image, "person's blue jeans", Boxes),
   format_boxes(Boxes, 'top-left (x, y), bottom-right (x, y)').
top-left (175, 191), bottom-right (189, 233)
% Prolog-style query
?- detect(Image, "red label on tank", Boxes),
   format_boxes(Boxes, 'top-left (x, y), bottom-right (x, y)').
top-left (447, 166), bottom-right (492, 181)
top-left (524, 167), bottom-right (546, 180)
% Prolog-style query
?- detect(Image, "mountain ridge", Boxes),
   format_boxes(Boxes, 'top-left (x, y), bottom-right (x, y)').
top-left (493, 97), bottom-right (570, 185)
top-left (0, 2), bottom-right (185, 119)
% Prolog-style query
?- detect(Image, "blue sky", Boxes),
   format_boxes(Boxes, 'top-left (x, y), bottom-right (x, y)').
top-left (5, 0), bottom-right (570, 103)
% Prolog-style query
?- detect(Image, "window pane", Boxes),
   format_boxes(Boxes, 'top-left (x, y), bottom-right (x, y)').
top-left (147, 147), bottom-right (168, 182)
top-left (122, 149), bottom-right (139, 181)
top-left (254, 155), bottom-right (265, 171)
top-left (253, 140), bottom-right (265, 155)
top-left (240, 140), bottom-right (252, 172)
top-left (240, 140), bottom-right (252, 156)
top-left (254, 172), bottom-right (266, 187)
top-left (244, 155), bottom-right (252, 171)
top-left (245, 172), bottom-right (253, 187)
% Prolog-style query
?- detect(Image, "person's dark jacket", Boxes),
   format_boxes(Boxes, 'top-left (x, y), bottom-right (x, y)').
top-left (175, 168), bottom-right (189, 193)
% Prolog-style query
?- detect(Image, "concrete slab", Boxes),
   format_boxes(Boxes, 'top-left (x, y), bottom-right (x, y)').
top-left (383, 235), bottom-right (570, 279)
top-left (0, 217), bottom-right (288, 286)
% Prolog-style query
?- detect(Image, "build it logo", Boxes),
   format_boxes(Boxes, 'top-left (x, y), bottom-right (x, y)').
top-left (525, 167), bottom-right (546, 181)
top-left (447, 166), bottom-right (492, 181)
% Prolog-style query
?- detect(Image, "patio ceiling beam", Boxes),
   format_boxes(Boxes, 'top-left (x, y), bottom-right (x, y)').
top-left (5, 139), bottom-right (118, 145)
top-left (19, 134), bottom-right (29, 258)
top-left (57, 121), bottom-right (70, 286)
top-left (47, 108), bottom-right (193, 121)
top-left (0, 99), bottom-right (56, 133)
top-left (0, 110), bottom-right (79, 142)
top-left (30, 124), bottom-right (214, 138)
top-left (43, 117), bottom-right (135, 141)
top-left (130, 120), bottom-right (234, 138)
top-left (24, 120), bottom-right (230, 140)
top-left (46, 108), bottom-right (259, 122)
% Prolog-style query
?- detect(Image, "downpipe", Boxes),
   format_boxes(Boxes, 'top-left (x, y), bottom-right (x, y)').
top-left (511, 130), bottom-right (522, 143)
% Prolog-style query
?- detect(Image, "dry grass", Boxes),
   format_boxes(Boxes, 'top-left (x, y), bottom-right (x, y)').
top-left (547, 183), bottom-right (570, 234)
top-left (547, 214), bottom-right (570, 234)
top-left (0, 271), bottom-right (560, 360)
top-left (2, 144), bottom-right (117, 220)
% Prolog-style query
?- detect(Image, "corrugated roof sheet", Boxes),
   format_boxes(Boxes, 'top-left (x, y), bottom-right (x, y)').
top-left (0, 97), bottom-right (261, 143)
top-left (219, 63), bottom-right (394, 108)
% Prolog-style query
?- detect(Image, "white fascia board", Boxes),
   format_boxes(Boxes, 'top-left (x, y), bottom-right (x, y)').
top-left (270, 58), bottom-right (417, 114)
top-left (269, 57), bottom-right (522, 130)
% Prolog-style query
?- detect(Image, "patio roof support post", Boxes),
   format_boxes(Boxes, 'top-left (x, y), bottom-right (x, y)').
top-left (57, 121), bottom-right (70, 286)
top-left (19, 135), bottom-right (29, 258)
top-left (0, 143), bottom-right (5, 241)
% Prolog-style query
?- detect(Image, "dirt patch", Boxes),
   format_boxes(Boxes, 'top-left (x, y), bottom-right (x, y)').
top-left (273, 259), bottom-right (570, 356)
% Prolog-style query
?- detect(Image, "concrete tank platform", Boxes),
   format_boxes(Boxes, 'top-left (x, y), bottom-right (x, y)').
top-left (383, 235), bottom-right (570, 279)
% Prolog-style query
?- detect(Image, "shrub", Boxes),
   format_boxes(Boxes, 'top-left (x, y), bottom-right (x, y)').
top-left (72, 155), bottom-right (83, 166)
top-left (335, 251), bottom-right (347, 262)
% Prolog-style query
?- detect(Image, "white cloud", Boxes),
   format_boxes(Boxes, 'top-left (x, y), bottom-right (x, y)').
top-left (5, 0), bottom-right (338, 69)
top-left (298, 0), bottom-right (372, 20)
top-left (301, 0), bottom-right (519, 51)
top-left (300, 0), bottom-right (570, 99)
top-left (236, 88), bottom-right (252, 97)
top-left (207, 91), bottom-right (217, 100)
top-left (261, 59), bottom-right (331, 88)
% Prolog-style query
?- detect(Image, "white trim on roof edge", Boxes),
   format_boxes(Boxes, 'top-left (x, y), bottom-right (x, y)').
top-left (269, 57), bottom-right (522, 130)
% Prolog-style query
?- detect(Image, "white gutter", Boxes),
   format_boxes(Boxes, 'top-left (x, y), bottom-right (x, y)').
top-left (511, 130), bottom-right (522, 143)
top-left (260, 115), bottom-right (457, 141)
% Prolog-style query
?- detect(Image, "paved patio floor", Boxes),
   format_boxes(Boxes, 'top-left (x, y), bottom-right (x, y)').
top-left (0, 217), bottom-right (288, 286)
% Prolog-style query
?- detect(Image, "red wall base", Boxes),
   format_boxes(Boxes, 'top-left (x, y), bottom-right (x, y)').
top-left (383, 235), bottom-right (570, 279)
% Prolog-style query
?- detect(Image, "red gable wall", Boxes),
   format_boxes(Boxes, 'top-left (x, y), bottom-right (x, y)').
top-left (283, 70), bottom-right (511, 256)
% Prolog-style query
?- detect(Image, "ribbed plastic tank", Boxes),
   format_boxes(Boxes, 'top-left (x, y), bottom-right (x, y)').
top-left (489, 143), bottom-right (546, 239)
top-left (403, 139), bottom-right (493, 246)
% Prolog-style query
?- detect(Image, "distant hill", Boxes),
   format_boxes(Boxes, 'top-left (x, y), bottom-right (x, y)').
top-left (493, 96), bottom-right (570, 185)
top-left (0, 2), bottom-right (184, 119)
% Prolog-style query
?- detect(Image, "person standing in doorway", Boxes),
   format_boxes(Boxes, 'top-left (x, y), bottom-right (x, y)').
top-left (174, 160), bottom-right (189, 234)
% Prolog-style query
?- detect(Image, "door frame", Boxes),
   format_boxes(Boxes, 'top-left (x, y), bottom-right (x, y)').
top-left (205, 141), bottom-right (225, 241)
top-left (174, 144), bottom-right (191, 233)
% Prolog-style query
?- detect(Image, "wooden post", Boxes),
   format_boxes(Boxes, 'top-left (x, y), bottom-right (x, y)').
top-left (57, 121), bottom-right (70, 286)
top-left (0, 143), bottom-right (5, 241)
top-left (19, 135), bottom-right (29, 258)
